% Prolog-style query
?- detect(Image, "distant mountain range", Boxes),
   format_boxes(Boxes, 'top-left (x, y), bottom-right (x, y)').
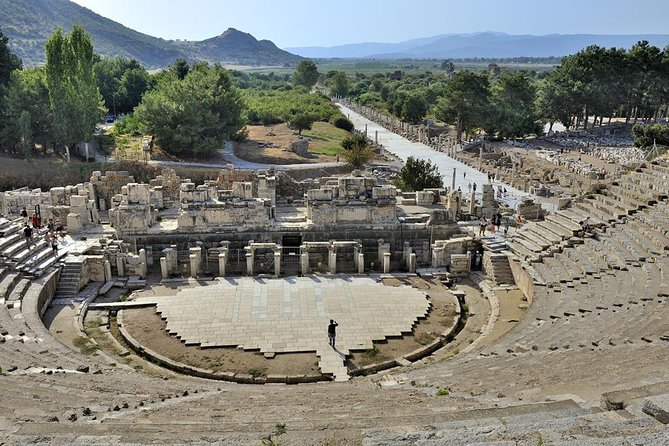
top-left (287, 32), bottom-right (669, 59)
top-left (0, 0), bottom-right (302, 68)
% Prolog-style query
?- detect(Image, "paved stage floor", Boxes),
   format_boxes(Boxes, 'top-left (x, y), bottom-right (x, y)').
top-left (134, 276), bottom-right (430, 380)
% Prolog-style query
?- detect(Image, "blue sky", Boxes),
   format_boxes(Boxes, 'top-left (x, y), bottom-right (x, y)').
top-left (71, 0), bottom-right (669, 48)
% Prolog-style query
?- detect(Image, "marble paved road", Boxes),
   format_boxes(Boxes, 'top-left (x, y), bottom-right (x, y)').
top-left (135, 276), bottom-right (429, 381)
top-left (338, 103), bottom-right (556, 212)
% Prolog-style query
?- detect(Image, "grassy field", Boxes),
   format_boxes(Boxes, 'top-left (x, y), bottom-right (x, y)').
top-left (302, 122), bottom-right (350, 156)
top-left (236, 122), bottom-right (349, 164)
top-left (240, 59), bottom-right (557, 76)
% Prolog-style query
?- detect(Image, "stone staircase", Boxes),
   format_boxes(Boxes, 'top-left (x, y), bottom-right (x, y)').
top-left (483, 252), bottom-right (514, 285)
top-left (317, 346), bottom-right (350, 382)
top-left (54, 261), bottom-right (83, 298)
top-left (480, 235), bottom-right (516, 286)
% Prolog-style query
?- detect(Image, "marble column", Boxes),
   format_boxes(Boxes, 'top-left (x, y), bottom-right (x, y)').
top-left (189, 254), bottom-right (199, 278)
top-left (358, 253), bottom-right (364, 274)
top-left (383, 252), bottom-right (391, 274)
top-left (274, 249), bottom-right (281, 277)
top-left (328, 246), bottom-right (337, 274)
top-left (138, 249), bottom-right (147, 279)
top-left (160, 257), bottom-right (169, 279)
top-left (218, 252), bottom-right (227, 277)
top-left (403, 242), bottom-right (412, 269)
top-left (116, 255), bottom-right (124, 277)
top-left (300, 249), bottom-right (309, 275)
top-left (246, 250), bottom-right (254, 276)
top-left (409, 253), bottom-right (417, 273)
top-left (103, 260), bottom-right (112, 282)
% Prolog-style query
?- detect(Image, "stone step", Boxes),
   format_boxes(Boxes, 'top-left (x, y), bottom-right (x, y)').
top-left (558, 209), bottom-right (604, 228)
top-left (0, 272), bottom-right (21, 300)
top-left (6, 278), bottom-right (31, 302)
top-left (573, 201), bottom-right (617, 223)
top-left (506, 240), bottom-right (536, 261)
top-left (516, 227), bottom-right (552, 250)
top-left (0, 232), bottom-right (23, 251)
top-left (546, 213), bottom-right (582, 234)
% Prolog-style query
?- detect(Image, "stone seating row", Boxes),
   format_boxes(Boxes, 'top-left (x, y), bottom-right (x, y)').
top-left (362, 401), bottom-right (669, 446)
top-left (0, 219), bottom-right (66, 277)
top-left (510, 192), bottom-right (644, 267)
top-left (507, 210), bottom-right (585, 262)
top-left (0, 270), bottom-right (90, 372)
top-left (500, 220), bottom-right (668, 352)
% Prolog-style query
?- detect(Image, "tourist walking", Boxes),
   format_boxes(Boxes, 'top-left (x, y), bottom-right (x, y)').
top-left (327, 319), bottom-right (338, 348)
top-left (46, 231), bottom-right (59, 255)
top-left (479, 217), bottom-right (487, 237)
top-left (55, 219), bottom-right (65, 238)
top-left (23, 223), bottom-right (35, 247)
top-left (579, 217), bottom-right (591, 237)
top-left (494, 212), bottom-right (503, 232)
top-left (21, 207), bottom-right (28, 224)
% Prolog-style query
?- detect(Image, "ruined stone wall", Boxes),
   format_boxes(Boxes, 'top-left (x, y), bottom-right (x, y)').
top-left (308, 203), bottom-right (396, 226)
top-left (431, 236), bottom-right (477, 268)
top-left (90, 171), bottom-right (135, 211)
top-left (149, 169), bottom-right (181, 207)
top-left (81, 255), bottom-right (106, 289)
top-left (0, 188), bottom-right (51, 216)
top-left (216, 165), bottom-right (256, 189)
top-left (109, 183), bottom-right (154, 231)
top-left (177, 203), bottom-right (271, 230)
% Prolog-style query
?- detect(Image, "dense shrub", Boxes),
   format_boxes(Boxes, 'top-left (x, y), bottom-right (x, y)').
top-left (332, 116), bottom-right (354, 132)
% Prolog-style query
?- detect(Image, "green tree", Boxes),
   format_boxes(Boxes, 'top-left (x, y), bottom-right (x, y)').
top-left (400, 93), bottom-right (427, 124)
top-left (287, 113), bottom-right (316, 135)
top-left (0, 27), bottom-right (22, 86)
top-left (628, 41), bottom-right (665, 122)
top-left (393, 157), bottom-right (443, 191)
top-left (441, 60), bottom-right (454, 73)
top-left (341, 134), bottom-right (372, 169)
top-left (632, 124), bottom-right (669, 148)
top-left (171, 58), bottom-right (190, 80)
top-left (45, 25), bottom-right (104, 162)
top-left (435, 71), bottom-right (490, 142)
top-left (485, 71), bottom-right (541, 138)
top-left (328, 71), bottom-right (349, 97)
top-left (332, 116), bottom-right (354, 132)
top-left (136, 63), bottom-right (245, 157)
top-left (292, 60), bottom-right (319, 89)
top-left (116, 67), bottom-right (152, 114)
top-left (94, 57), bottom-right (151, 115)
top-left (18, 110), bottom-right (33, 159)
top-left (0, 26), bottom-right (23, 151)
top-left (4, 67), bottom-right (54, 152)
top-left (536, 70), bottom-right (576, 132)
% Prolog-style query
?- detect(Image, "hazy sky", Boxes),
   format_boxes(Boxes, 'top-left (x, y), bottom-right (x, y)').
top-left (70, 0), bottom-right (669, 48)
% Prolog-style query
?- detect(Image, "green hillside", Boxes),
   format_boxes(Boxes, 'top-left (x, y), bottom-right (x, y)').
top-left (0, 0), bottom-right (301, 68)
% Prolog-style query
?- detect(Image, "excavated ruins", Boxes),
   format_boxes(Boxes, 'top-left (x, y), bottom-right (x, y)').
top-left (0, 145), bottom-right (669, 444)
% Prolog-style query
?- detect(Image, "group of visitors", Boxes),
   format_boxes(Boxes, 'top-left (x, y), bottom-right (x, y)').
top-left (20, 206), bottom-right (66, 256)
top-left (478, 212), bottom-right (505, 237)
